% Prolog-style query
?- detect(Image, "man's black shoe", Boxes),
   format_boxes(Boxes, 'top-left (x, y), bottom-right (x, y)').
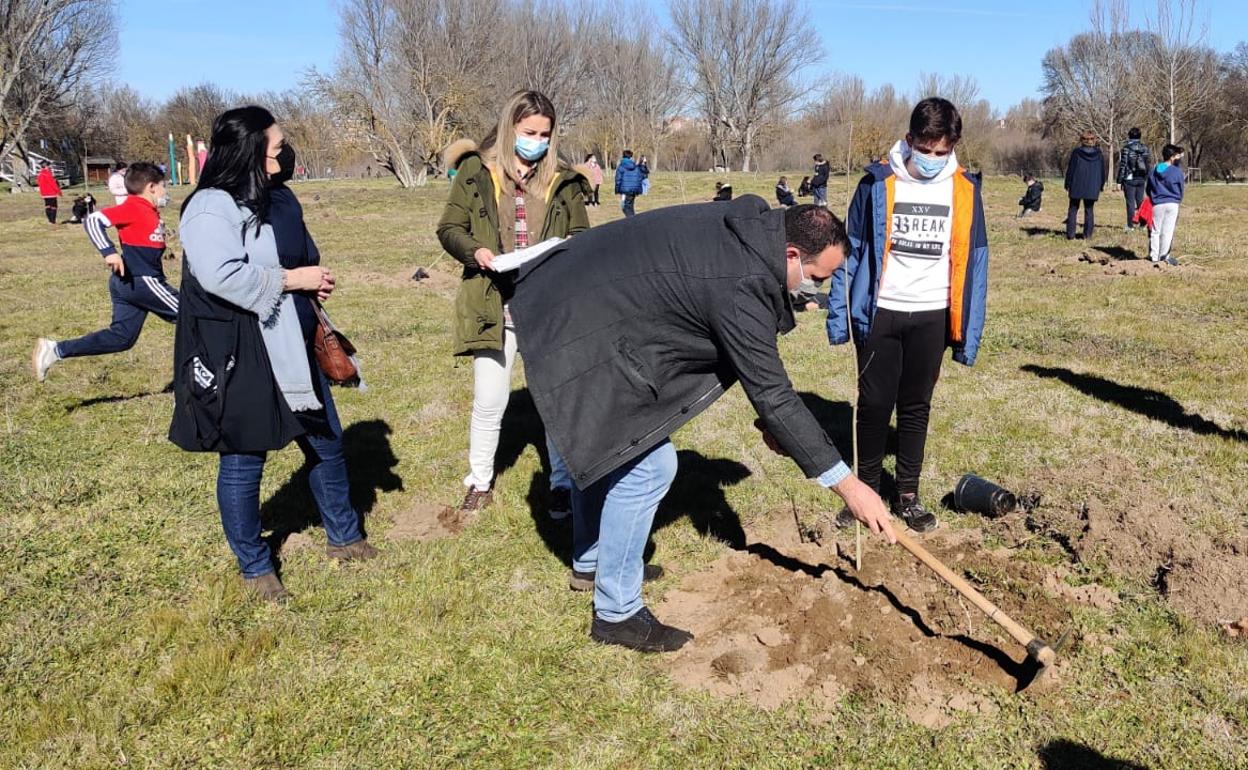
top-left (833, 507), bottom-right (856, 529)
top-left (892, 493), bottom-right (939, 533)
top-left (590, 606), bottom-right (692, 652)
top-left (569, 563), bottom-right (664, 592)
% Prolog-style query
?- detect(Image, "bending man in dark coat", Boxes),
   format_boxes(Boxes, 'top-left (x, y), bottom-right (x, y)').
top-left (511, 199), bottom-right (896, 653)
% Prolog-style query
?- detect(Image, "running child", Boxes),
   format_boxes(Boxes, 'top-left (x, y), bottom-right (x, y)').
top-left (32, 162), bottom-right (178, 381)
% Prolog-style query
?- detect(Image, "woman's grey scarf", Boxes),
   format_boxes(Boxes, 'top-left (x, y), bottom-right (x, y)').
top-left (180, 190), bottom-right (321, 412)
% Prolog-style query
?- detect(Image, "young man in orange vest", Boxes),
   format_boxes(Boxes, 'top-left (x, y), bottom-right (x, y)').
top-left (828, 97), bottom-right (989, 533)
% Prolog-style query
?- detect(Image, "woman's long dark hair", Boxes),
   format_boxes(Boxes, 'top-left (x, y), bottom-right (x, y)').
top-left (181, 105), bottom-right (276, 233)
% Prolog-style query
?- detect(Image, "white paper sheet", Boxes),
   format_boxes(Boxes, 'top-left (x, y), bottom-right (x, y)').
top-left (490, 237), bottom-right (565, 273)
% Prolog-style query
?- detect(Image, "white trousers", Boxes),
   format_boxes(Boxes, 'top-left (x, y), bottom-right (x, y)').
top-left (1149, 203), bottom-right (1180, 261)
top-left (465, 323), bottom-right (569, 492)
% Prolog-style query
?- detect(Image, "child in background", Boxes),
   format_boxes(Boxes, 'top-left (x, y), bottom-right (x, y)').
top-left (68, 193), bottom-right (97, 224)
top-left (32, 162), bottom-right (178, 381)
top-left (711, 181), bottom-right (733, 201)
top-left (1147, 144), bottom-right (1186, 265)
top-left (1018, 174), bottom-right (1043, 217)
top-left (776, 176), bottom-right (796, 207)
top-left (108, 162), bottom-right (129, 205)
top-left (37, 162), bottom-right (61, 225)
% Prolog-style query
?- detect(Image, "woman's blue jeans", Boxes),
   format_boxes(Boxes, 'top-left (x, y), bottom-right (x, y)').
top-left (217, 383), bottom-right (363, 577)
top-left (571, 439), bottom-right (678, 622)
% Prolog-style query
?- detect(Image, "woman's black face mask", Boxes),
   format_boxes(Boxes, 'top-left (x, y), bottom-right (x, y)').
top-left (271, 142), bottom-right (296, 185)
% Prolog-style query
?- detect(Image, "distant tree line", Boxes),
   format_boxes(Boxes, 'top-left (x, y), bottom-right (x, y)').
top-left (6, 0), bottom-right (1246, 186)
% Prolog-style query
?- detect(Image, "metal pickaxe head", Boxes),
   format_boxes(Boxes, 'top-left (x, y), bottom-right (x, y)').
top-left (1015, 627), bottom-right (1072, 692)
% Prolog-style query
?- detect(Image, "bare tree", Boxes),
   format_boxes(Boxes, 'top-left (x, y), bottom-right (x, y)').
top-left (1142, 0), bottom-right (1218, 144)
top-left (1041, 0), bottom-right (1145, 155)
top-left (668, 0), bottom-right (822, 172)
top-left (577, 7), bottom-right (684, 169)
top-left (0, 0), bottom-right (116, 183)
top-left (314, 0), bottom-right (501, 187)
top-left (161, 83), bottom-right (235, 143)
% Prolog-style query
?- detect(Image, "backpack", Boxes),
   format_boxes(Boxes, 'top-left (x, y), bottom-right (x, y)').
top-left (1131, 147), bottom-right (1148, 176)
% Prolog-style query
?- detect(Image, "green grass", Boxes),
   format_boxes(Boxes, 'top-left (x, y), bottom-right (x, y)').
top-left (2, 171), bottom-right (1247, 768)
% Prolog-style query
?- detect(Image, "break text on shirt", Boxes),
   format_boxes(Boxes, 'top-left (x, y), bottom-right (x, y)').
top-left (891, 202), bottom-right (949, 260)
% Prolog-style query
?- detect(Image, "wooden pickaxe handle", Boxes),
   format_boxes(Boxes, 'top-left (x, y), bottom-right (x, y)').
top-left (893, 529), bottom-right (1055, 666)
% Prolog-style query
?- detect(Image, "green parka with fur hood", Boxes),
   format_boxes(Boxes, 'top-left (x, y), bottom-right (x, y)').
top-left (436, 139), bottom-right (592, 355)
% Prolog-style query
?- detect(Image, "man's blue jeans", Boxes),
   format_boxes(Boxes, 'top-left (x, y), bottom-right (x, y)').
top-left (571, 439), bottom-right (677, 622)
top-left (217, 380), bottom-right (363, 577)
top-left (813, 185), bottom-right (828, 206)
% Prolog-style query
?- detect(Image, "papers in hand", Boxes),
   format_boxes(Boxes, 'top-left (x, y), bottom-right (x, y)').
top-left (491, 237), bottom-right (564, 272)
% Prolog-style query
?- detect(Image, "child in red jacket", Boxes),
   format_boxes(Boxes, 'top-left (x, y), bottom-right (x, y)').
top-left (36, 162), bottom-right (62, 225)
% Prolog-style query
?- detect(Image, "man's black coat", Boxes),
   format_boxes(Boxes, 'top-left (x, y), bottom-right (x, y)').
top-left (511, 195), bottom-right (844, 488)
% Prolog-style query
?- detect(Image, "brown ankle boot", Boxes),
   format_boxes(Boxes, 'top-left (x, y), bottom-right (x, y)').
top-left (458, 486), bottom-right (493, 513)
top-left (327, 539), bottom-right (379, 562)
top-left (244, 573), bottom-right (292, 602)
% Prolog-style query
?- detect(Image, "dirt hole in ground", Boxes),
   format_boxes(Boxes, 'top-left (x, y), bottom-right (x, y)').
top-left (380, 501), bottom-right (469, 542)
top-left (658, 519), bottom-right (1070, 728)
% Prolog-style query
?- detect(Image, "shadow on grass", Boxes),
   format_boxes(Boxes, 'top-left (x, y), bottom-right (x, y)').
top-left (1022, 226), bottom-right (1066, 237)
top-left (1022, 365), bottom-right (1248, 442)
top-left (1092, 245), bottom-right (1141, 261)
top-left (260, 419), bottom-right (404, 561)
top-left (1037, 739), bottom-right (1150, 769)
top-left (66, 381), bottom-right (174, 412)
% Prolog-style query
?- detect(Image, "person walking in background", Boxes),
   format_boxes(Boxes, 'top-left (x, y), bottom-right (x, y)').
top-left (811, 153), bottom-right (830, 207)
top-left (31, 163), bottom-right (176, 382)
top-left (776, 176), bottom-right (796, 207)
top-left (638, 154), bottom-right (651, 196)
top-left (710, 181), bottom-right (733, 201)
top-left (615, 149), bottom-right (644, 217)
top-left (108, 162), bottom-right (129, 205)
top-left (829, 97), bottom-right (990, 535)
top-left (1017, 174), bottom-right (1043, 217)
top-left (1063, 131), bottom-right (1107, 240)
top-left (1116, 127), bottom-right (1151, 231)
top-left (436, 90), bottom-right (592, 519)
top-left (171, 106), bottom-right (376, 602)
top-left (584, 153), bottom-right (604, 206)
top-left (37, 162), bottom-right (61, 226)
top-left (1147, 144), bottom-right (1186, 266)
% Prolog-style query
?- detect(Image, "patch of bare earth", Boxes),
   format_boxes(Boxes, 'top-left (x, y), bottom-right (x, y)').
top-left (380, 501), bottom-right (471, 542)
top-left (1003, 459), bottom-right (1248, 625)
top-left (657, 517), bottom-right (1070, 727)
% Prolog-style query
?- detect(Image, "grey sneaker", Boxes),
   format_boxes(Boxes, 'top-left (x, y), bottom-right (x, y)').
top-left (1164, 255), bottom-right (1180, 266)
top-left (569, 563), bottom-right (665, 592)
top-left (892, 493), bottom-right (939, 533)
top-left (244, 573), bottom-right (292, 602)
top-left (32, 338), bottom-right (59, 382)
top-left (327, 539), bottom-right (379, 562)
top-left (458, 486), bottom-right (493, 513)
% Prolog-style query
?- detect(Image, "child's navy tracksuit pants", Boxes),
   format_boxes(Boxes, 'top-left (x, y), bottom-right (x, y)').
top-left (57, 273), bottom-right (180, 359)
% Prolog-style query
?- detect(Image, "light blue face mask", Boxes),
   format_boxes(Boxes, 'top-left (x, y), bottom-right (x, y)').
top-left (911, 148), bottom-right (949, 179)
top-left (515, 135), bottom-right (550, 162)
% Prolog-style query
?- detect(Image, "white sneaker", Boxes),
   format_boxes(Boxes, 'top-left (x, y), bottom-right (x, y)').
top-left (32, 338), bottom-right (59, 382)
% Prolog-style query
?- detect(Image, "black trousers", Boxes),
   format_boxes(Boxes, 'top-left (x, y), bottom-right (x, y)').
top-left (1066, 198), bottom-right (1095, 239)
top-left (855, 307), bottom-right (946, 498)
top-left (43, 197), bottom-right (57, 224)
top-left (1122, 180), bottom-right (1145, 227)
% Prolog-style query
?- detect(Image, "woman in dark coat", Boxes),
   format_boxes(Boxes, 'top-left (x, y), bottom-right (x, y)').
top-left (1063, 131), bottom-right (1108, 240)
top-left (172, 106), bottom-right (376, 602)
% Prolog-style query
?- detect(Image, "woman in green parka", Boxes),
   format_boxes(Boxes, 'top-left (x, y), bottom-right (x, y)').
top-left (436, 89), bottom-right (591, 517)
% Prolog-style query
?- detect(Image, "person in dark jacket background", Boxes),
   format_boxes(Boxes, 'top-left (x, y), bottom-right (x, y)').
top-left (711, 181), bottom-right (733, 201)
top-left (1116, 127), bottom-right (1151, 231)
top-left (173, 106), bottom-right (375, 602)
top-left (775, 176), bottom-right (796, 207)
top-left (810, 153), bottom-right (830, 206)
top-left (615, 149), bottom-right (644, 216)
top-left (1017, 174), bottom-right (1043, 217)
top-left (511, 200), bottom-right (896, 653)
top-left (1063, 131), bottom-right (1108, 240)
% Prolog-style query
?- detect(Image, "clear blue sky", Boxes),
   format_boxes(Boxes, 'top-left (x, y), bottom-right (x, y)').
top-left (116, 0), bottom-right (1244, 111)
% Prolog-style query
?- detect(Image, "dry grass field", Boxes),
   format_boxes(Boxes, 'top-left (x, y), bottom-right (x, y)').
top-left (1, 170), bottom-right (1246, 768)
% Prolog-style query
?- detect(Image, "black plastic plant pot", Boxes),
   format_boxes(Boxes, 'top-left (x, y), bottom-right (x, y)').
top-left (953, 473), bottom-right (1017, 518)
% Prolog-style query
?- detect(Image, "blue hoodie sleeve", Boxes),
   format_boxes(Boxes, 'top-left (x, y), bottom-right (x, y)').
top-left (953, 180), bottom-right (989, 367)
top-left (827, 175), bottom-right (872, 347)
